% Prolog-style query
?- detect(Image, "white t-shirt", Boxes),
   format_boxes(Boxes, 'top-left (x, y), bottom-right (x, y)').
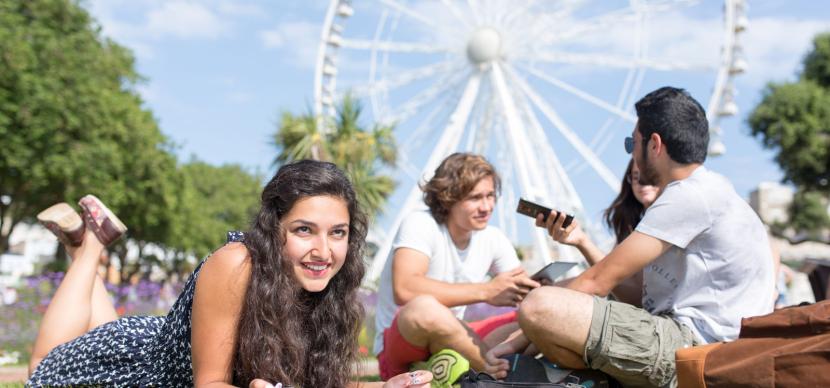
top-left (373, 209), bottom-right (520, 355)
top-left (635, 166), bottom-right (775, 343)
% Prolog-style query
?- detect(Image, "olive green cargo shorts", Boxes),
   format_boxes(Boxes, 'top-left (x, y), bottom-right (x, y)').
top-left (582, 297), bottom-right (701, 388)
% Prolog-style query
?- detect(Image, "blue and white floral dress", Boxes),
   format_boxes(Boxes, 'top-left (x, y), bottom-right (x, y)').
top-left (28, 232), bottom-right (246, 387)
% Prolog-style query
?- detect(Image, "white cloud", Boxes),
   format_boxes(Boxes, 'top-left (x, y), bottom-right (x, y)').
top-left (145, 2), bottom-right (229, 39)
top-left (259, 21), bottom-right (321, 68)
top-left (216, 2), bottom-right (266, 17)
top-left (259, 28), bottom-right (285, 48)
top-left (739, 18), bottom-right (830, 88)
top-left (87, 0), bottom-right (247, 48)
top-left (523, 8), bottom-right (830, 95)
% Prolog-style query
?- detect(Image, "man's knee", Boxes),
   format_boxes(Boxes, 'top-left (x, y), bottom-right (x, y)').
top-left (519, 287), bottom-right (594, 346)
top-left (519, 286), bottom-right (569, 329)
top-left (397, 295), bottom-right (456, 335)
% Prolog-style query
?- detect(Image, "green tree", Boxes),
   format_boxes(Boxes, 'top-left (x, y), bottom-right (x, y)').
top-left (788, 190), bottom-right (830, 237)
top-left (162, 160), bottom-right (261, 277)
top-left (749, 32), bottom-right (830, 236)
top-left (804, 32), bottom-right (830, 88)
top-left (273, 96), bottom-right (396, 219)
top-left (0, 0), bottom-right (181, 254)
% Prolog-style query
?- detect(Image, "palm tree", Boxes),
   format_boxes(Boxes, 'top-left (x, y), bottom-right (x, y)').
top-left (273, 96), bottom-right (397, 220)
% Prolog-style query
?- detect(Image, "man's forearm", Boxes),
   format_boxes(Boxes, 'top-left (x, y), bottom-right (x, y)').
top-left (566, 270), bottom-right (610, 297)
top-left (394, 276), bottom-right (490, 307)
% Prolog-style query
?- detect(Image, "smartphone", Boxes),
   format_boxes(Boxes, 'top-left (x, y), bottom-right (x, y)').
top-left (530, 261), bottom-right (578, 282)
top-left (516, 198), bottom-right (574, 228)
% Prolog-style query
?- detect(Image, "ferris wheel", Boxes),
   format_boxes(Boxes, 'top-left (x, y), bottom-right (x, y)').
top-left (313, 0), bottom-right (749, 286)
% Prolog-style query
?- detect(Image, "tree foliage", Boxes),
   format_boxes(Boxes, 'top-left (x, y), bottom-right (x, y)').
top-left (788, 190), bottom-right (830, 236)
top-left (748, 32), bottom-right (830, 236)
top-left (273, 96), bottom-right (396, 220)
top-left (749, 81), bottom-right (830, 191)
top-left (0, 0), bottom-right (263, 281)
top-left (0, 0), bottom-right (179, 254)
top-left (166, 161), bottom-right (261, 267)
top-left (804, 32), bottom-right (830, 89)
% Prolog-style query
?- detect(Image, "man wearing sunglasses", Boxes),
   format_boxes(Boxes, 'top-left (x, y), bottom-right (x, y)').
top-left (486, 87), bottom-right (775, 388)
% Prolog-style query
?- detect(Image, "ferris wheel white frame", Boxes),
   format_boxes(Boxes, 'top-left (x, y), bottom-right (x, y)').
top-left (313, 0), bottom-right (749, 287)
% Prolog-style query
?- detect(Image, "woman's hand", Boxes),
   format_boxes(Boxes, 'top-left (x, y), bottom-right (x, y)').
top-left (382, 370), bottom-right (432, 388)
top-left (249, 379), bottom-right (281, 388)
top-left (536, 212), bottom-right (585, 247)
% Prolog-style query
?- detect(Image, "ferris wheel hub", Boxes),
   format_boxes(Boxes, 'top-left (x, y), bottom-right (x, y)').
top-left (466, 27), bottom-right (502, 65)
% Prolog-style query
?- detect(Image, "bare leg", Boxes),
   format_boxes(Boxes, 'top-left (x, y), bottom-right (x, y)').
top-left (518, 287), bottom-right (594, 369)
top-left (29, 231), bottom-right (115, 375)
top-left (88, 251), bottom-right (118, 329)
top-left (396, 295), bottom-right (494, 373)
top-left (482, 321), bottom-right (520, 349)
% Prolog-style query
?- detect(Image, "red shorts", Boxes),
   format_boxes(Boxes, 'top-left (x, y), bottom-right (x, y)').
top-left (377, 310), bottom-right (518, 380)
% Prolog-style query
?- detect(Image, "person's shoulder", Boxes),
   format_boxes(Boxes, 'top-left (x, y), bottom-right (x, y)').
top-left (210, 242), bottom-right (250, 267)
top-left (661, 167), bottom-right (712, 199)
top-left (199, 243), bottom-right (252, 290)
top-left (402, 209), bottom-right (440, 230)
top-left (407, 208), bottom-right (437, 222)
top-left (679, 166), bottom-right (741, 204)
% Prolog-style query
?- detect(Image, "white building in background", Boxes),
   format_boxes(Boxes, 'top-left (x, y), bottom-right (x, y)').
top-left (749, 181), bottom-right (794, 225)
top-left (1, 222), bottom-right (59, 303)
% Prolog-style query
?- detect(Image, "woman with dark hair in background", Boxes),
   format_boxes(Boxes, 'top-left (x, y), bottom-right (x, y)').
top-left (27, 160), bottom-right (431, 388)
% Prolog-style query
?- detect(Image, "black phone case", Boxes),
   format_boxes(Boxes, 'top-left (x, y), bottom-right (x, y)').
top-left (516, 198), bottom-right (574, 228)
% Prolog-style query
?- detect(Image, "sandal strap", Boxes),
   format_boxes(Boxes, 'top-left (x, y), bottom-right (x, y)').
top-left (79, 196), bottom-right (126, 246)
top-left (82, 211), bottom-right (124, 246)
top-left (64, 224), bottom-right (86, 246)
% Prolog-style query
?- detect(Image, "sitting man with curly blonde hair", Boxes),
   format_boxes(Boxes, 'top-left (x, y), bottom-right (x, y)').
top-left (374, 152), bottom-right (540, 381)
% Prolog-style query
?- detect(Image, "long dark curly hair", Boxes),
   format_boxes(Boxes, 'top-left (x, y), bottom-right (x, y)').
top-left (603, 159), bottom-right (646, 244)
top-left (232, 160), bottom-right (367, 387)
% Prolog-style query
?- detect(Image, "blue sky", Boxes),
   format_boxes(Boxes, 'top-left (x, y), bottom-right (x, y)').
top-left (85, 0), bottom-right (830, 239)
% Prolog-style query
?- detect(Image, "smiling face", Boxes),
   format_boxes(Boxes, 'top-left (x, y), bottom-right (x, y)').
top-left (447, 176), bottom-right (496, 233)
top-left (280, 195), bottom-right (351, 292)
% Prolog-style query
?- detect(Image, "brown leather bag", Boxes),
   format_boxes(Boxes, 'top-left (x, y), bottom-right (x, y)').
top-left (676, 301), bottom-right (830, 388)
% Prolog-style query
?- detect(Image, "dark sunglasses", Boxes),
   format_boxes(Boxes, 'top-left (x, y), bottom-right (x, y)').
top-left (624, 136), bottom-right (634, 154)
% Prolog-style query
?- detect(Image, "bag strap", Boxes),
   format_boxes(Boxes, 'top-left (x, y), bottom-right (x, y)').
top-left (459, 371), bottom-right (585, 388)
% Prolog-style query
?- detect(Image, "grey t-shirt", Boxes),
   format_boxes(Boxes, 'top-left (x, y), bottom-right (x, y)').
top-left (636, 166), bottom-right (775, 343)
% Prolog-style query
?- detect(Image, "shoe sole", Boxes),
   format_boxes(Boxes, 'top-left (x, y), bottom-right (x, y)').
top-left (37, 203), bottom-right (83, 231)
top-left (79, 195), bottom-right (128, 238)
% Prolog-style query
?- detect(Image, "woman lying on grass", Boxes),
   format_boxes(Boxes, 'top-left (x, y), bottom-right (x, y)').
top-left (28, 160), bottom-right (430, 388)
